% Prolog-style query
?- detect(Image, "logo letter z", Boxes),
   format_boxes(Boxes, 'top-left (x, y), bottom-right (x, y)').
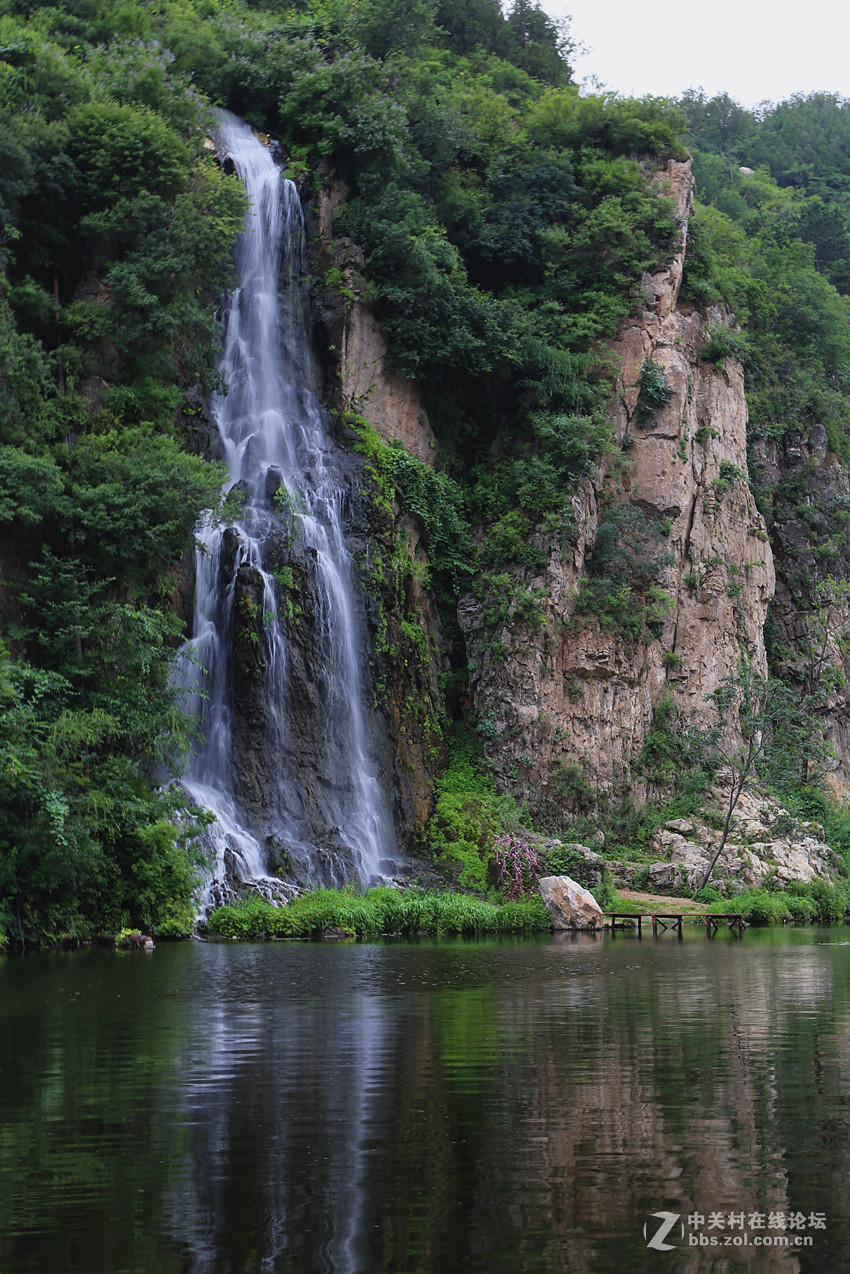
top-left (646, 1212), bottom-right (681, 1251)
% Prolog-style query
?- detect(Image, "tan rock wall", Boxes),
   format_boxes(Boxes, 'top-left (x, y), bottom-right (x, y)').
top-left (461, 161), bottom-right (777, 801)
top-left (340, 302), bottom-right (438, 464)
top-left (312, 185), bottom-right (446, 840)
top-left (315, 184), bottom-right (438, 466)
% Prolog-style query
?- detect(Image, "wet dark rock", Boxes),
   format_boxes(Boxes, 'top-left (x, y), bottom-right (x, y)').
top-left (264, 466), bottom-right (283, 503)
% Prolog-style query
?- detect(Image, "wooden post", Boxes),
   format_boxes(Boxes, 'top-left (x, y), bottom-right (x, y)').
top-left (605, 911), bottom-right (743, 939)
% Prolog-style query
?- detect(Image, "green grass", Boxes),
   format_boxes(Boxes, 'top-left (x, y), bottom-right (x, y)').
top-left (206, 887), bottom-right (552, 941)
top-left (706, 880), bottom-right (850, 926)
top-left (206, 878), bottom-right (850, 941)
top-left (601, 878), bottom-right (850, 925)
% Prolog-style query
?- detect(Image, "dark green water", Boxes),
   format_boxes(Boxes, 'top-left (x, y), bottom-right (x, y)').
top-left (2, 928), bottom-right (849, 1273)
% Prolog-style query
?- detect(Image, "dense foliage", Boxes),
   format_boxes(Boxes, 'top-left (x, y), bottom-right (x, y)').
top-left (0, 0), bottom-right (692, 944)
top-left (679, 92), bottom-right (850, 585)
top-left (7, 1), bottom-right (850, 942)
top-left (0, 2), bottom-right (247, 944)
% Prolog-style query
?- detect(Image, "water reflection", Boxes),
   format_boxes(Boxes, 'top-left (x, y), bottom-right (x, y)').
top-left (2, 931), bottom-right (850, 1272)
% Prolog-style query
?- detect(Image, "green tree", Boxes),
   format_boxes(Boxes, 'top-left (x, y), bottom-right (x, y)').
top-left (352, 0), bottom-right (437, 59)
top-left (503, 0), bottom-right (573, 85)
top-left (750, 93), bottom-right (850, 195)
top-left (434, 0), bottom-right (505, 55)
top-left (680, 90), bottom-right (757, 181)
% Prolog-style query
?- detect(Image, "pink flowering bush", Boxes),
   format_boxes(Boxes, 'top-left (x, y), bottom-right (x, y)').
top-left (493, 834), bottom-right (540, 901)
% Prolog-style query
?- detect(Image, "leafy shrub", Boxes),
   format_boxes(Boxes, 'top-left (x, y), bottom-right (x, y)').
top-left (635, 359), bottom-right (675, 423)
top-left (785, 895), bottom-right (818, 922)
top-left (700, 326), bottom-right (751, 366)
top-left (704, 882), bottom-right (848, 925)
top-left (340, 183), bottom-right (518, 378)
top-left (645, 585), bottom-right (673, 635)
top-left (546, 843), bottom-right (595, 884)
top-left (65, 99), bottom-right (191, 208)
top-left (693, 885), bottom-right (721, 903)
top-left (574, 503), bottom-right (675, 640)
top-left (808, 878), bottom-right (849, 923)
top-left (526, 89), bottom-right (688, 161)
top-left (727, 890), bottom-right (791, 925)
top-left (386, 443), bottom-right (472, 588)
top-left (499, 411), bottom-right (614, 523)
top-left (590, 502), bottom-right (673, 589)
top-left (424, 728), bottom-right (503, 890)
top-left (574, 577), bottom-right (643, 638)
top-left (591, 866), bottom-right (618, 910)
top-left (718, 459), bottom-right (745, 484)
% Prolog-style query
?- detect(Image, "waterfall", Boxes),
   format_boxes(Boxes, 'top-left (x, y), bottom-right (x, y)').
top-left (180, 113), bottom-right (395, 906)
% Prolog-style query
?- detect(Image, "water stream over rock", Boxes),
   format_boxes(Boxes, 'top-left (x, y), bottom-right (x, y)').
top-left (180, 113), bottom-right (395, 907)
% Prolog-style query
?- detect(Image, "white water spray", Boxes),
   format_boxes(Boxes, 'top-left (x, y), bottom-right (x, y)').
top-left (181, 114), bottom-right (394, 906)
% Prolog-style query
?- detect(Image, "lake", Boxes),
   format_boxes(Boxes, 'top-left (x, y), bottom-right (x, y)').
top-left (1, 928), bottom-right (849, 1273)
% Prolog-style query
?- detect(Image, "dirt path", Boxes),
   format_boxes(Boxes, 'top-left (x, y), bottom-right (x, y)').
top-left (615, 889), bottom-right (704, 912)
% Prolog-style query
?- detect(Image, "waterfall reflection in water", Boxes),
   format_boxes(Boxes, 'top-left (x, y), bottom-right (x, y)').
top-left (3, 931), bottom-right (848, 1273)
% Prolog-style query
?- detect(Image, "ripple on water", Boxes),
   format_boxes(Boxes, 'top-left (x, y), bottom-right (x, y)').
top-left (2, 933), bottom-right (849, 1273)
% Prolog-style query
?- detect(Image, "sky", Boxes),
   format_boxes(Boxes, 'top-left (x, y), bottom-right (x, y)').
top-left (550, 0), bottom-right (850, 108)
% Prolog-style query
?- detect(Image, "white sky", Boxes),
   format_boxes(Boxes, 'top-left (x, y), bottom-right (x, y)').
top-left (549, 0), bottom-right (850, 108)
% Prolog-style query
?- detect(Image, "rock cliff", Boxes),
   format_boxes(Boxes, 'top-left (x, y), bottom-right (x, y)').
top-left (314, 185), bottom-right (446, 840)
top-left (315, 183), bottom-right (438, 465)
top-left (314, 158), bottom-right (848, 886)
top-left (458, 160), bottom-right (776, 806)
top-left (750, 425), bottom-right (850, 790)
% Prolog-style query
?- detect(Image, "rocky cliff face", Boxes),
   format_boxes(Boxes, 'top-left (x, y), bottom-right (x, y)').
top-left (314, 158), bottom-right (850, 870)
top-left (314, 183), bottom-right (438, 465)
top-left (459, 160), bottom-right (776, 804)
top-left (750, 425), bottom-right (850, 791)
top-left (313, 185), bottom-right (446, 840)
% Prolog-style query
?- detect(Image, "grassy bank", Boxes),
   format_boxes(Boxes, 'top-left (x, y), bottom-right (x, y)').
top-left (205, 877), bottom-right (850, 943)
top-left (704, 882), bottom-right (850, 926)
top-left (206, 887), bottom-right (552, 941)
top-left (608, 879), bottom-right (850, 926)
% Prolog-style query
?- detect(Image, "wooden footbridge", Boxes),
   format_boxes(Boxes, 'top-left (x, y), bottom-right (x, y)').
top-left (605, 912), bottom-right (746, 938)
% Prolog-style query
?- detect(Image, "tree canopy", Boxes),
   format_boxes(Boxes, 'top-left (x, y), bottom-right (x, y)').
top-left (9, 3), bottom-right (850, 941)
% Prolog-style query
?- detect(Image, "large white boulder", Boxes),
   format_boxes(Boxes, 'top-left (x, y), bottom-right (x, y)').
top-left (538, 876), bottom-right (604, 930)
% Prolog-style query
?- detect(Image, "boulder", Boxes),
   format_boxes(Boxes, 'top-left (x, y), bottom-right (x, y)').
top-left (647, 861), bottom-right (683, 893)
top-left (121, 932), bottom-right (154, 951)
top-left (559, 843), bottom-right (606, 885)
top-left (538, 876), bottom-right (604, 930)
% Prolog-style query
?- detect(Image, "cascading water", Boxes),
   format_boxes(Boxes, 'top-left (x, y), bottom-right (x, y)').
top-left (181, 113), bottom-right (395, 906)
